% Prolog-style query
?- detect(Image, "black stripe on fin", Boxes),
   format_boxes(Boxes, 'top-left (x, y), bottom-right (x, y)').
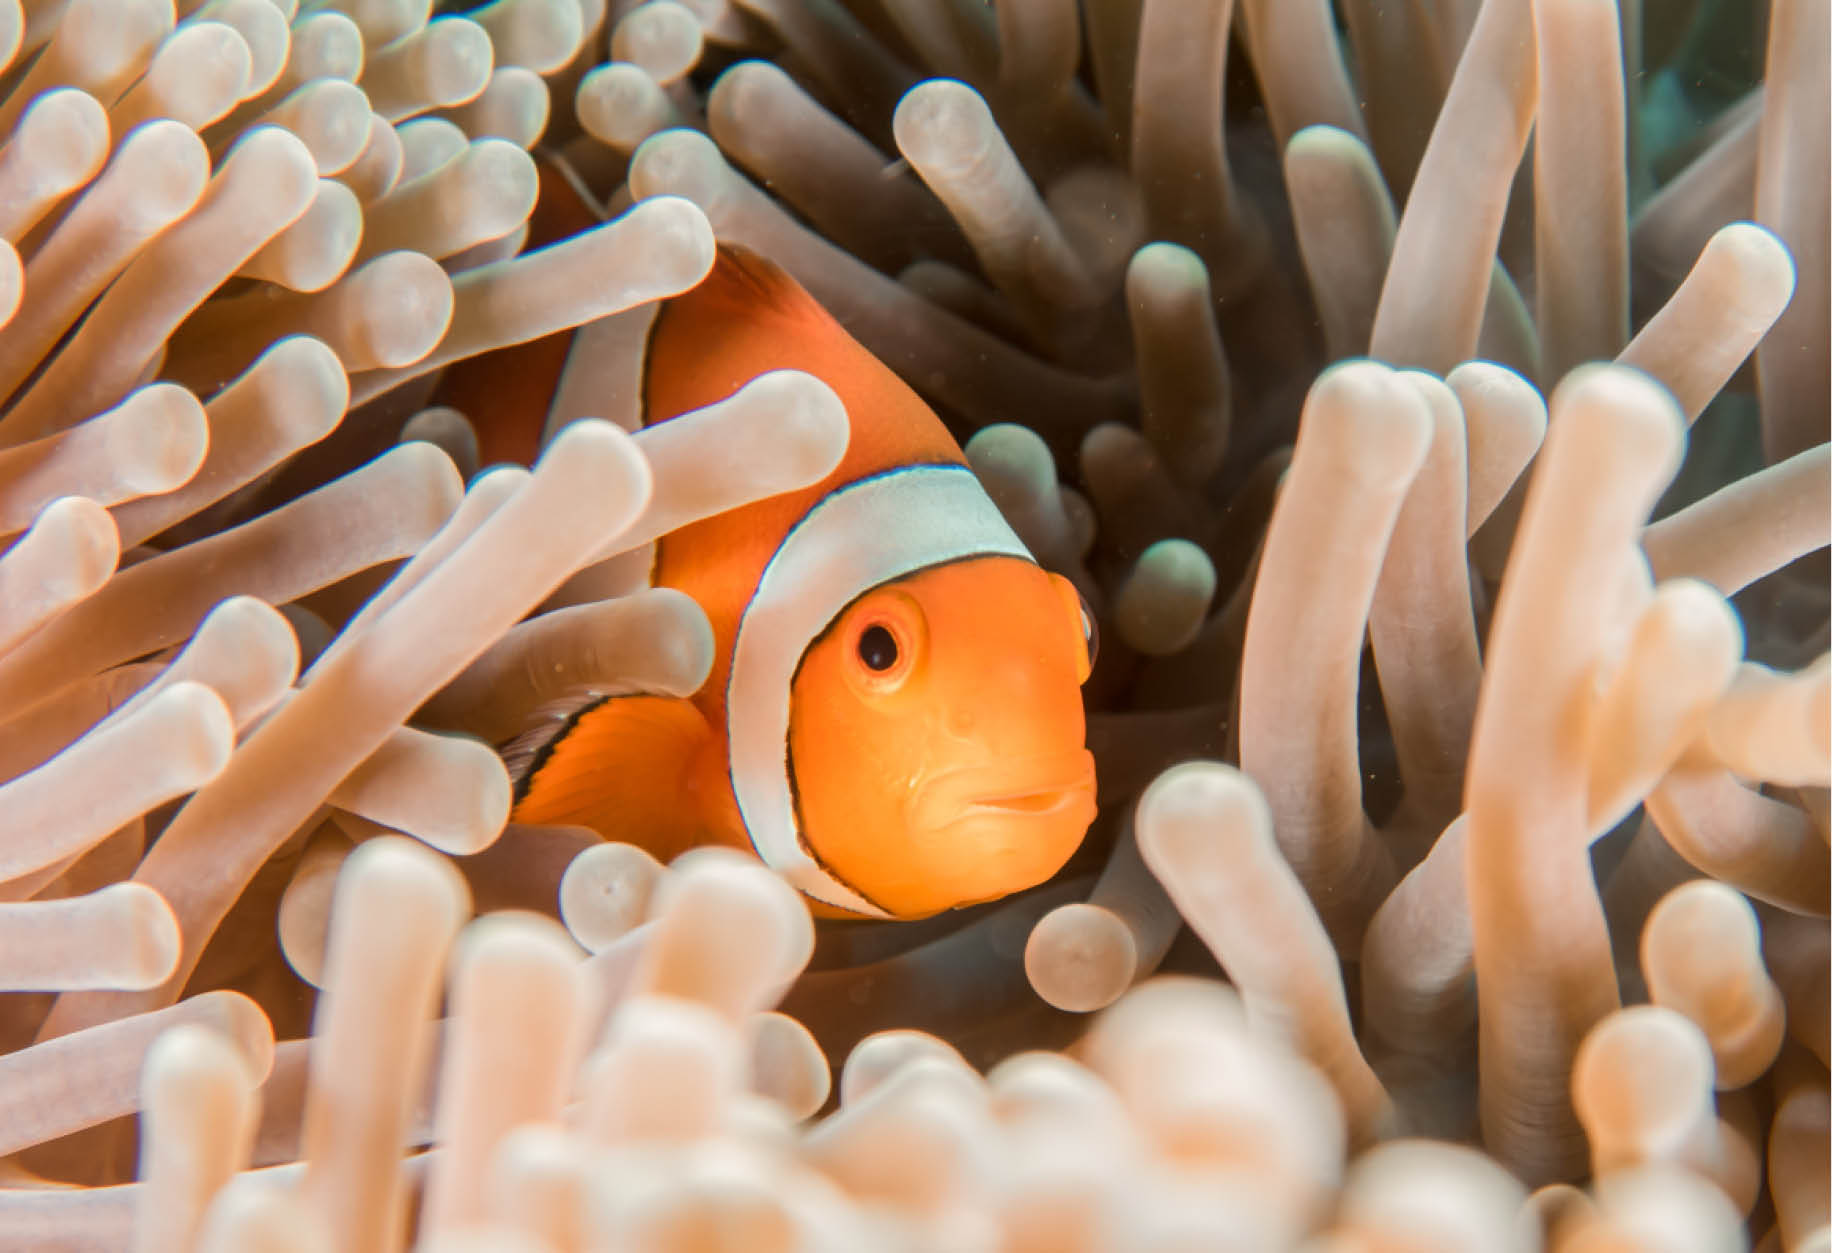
top-left (501, 691), bottom-right (614, 801)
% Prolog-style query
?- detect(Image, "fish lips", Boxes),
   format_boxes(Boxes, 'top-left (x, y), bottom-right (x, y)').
top-left (909, 750), bottom-right (1099, 836)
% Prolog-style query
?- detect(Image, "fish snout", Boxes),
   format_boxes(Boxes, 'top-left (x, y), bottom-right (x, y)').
top-left (910, 750), bottom-right (1097, 836)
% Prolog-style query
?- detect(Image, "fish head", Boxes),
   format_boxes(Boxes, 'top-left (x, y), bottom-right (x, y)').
top-left (787, 555), bottom-right (1097, 918)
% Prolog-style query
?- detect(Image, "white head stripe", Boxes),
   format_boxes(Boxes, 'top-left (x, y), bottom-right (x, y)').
top-left (726, 463), bottom-right (1034, 917)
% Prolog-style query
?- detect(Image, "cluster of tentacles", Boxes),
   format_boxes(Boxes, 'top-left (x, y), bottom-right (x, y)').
top-left (0, 0), bottom-right (1824, 1248)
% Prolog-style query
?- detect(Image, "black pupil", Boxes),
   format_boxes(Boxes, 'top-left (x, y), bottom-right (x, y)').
top-left (858, 625), bottom-right (899, 671)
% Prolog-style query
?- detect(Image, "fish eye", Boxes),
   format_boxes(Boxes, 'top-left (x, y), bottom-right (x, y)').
top-left (1078, 595), bottom-right (1100, 668)
top-left (858, 623), bottom-right (899, 672)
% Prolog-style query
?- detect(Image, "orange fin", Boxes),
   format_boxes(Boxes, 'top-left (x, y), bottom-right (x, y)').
top-left (506, 693), bottom-right (719, 862)
top-left (670, 243), bottom-right (836, 332)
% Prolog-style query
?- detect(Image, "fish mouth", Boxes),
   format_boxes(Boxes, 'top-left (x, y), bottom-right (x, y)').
top-left (911, 751), bottom-right (1097, 833)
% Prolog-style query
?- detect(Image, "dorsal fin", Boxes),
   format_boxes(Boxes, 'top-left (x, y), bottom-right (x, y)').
top-left (684, 243), bottom-right (835, 328)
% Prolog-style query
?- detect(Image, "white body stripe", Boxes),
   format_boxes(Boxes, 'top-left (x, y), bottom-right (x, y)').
top-left (726, 463), bottom-right (1034, 917)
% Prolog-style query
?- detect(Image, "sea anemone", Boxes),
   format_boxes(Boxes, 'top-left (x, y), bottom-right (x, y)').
top-left (0, 0), bottom-right (1824, 1248)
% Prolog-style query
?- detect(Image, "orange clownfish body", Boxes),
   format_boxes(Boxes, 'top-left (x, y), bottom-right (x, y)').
top-left (492, 209), bottom-right (1095, 919)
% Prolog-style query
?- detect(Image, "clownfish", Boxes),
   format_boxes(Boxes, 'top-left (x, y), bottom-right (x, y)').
top-left (471, 176), bottom-right (1096, 919)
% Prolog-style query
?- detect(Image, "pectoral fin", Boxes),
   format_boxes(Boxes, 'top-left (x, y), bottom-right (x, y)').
top-left (505, 693), bottom-right (721, 863)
